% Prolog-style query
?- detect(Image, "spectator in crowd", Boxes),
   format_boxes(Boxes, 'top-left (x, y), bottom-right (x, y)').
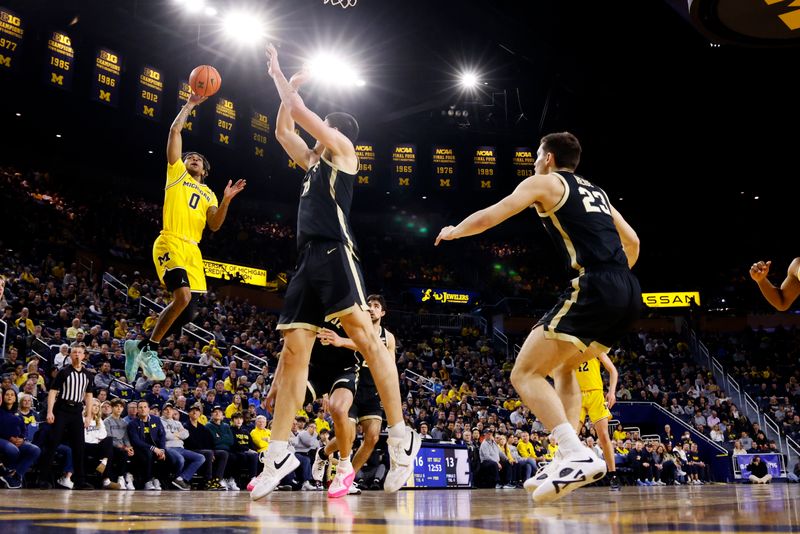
top-left (206, 405), bottom-right (237, 489)
top-left (160, 403), bottom-right (204, 490)
top-left (355, 446), bottom-right (387, 490)
top-left (127, 399), bottom-right (167, 490)
top-left (732, 440), bottom-right (747, 456)
top-left (104, 398), bottom-right (135, 489)
top-left (229, 411), bottom-right (259, 488)
top-left (183, 404), bottom-right (226, 490)
top-left (628, 441), bottom-right (655, 486)
top-left (84, 398), bottom-right (121, 489)
top-left (740, 432), bottom-right (754, 452)
top-left (250, 415), bottom-right (270, 453)
top-left (477, 430), bottom-right (503, 489)
top-left (0, 387), bottom-right (41, 488)
top-left (746, 455), bottom-right (772, 484)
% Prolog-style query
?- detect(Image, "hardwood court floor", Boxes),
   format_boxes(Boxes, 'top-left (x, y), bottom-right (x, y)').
top-left (0, 484), bottom-right (798, 533)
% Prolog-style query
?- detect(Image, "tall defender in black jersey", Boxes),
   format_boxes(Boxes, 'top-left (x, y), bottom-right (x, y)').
top-left (436, 132), bottom-right (641, 504)
top-left (253, 44), bottom-right (419, 501)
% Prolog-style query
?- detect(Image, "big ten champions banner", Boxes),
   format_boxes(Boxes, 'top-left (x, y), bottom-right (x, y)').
top-left (250, 110), bottom-right (269, 158)
top-left (473, 146), bottom-right (497, 190)
top-left (214, 96), bottom-right (236, 147)
top-left (137, 65), bottom-right (163, 121)
top-left (91, 48), bottom-right (121, 107)
top-left (354, 143), bottom-right (376, 187)
top-left (392, 144), bottom-right (416, 190)
top-left (177, 80), bottom-right (199, 134)
top-left (432, 146), bottom-right (457, 190)
top-left (203, 259), bottom-right (266, 288)
top-left (44, 31), bottom-right (73, 89)
top-left (0, 7), bottom-right (23, 72)
top-left (512, 147), bottom-right (535, 179)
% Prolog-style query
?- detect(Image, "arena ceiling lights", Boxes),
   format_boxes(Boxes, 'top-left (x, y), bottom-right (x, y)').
top-left (308, 52), bottom-right (366, 88)
top-left (222, 11), bottom-right (267, 46)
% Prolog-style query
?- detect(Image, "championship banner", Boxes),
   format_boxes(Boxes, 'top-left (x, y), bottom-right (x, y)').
top-left (203, 259), bottom-right (266, 287)
top-left (354, 143), bottom-right (375, 187)
top-left (91, 48), bottom-right (121, 107)
top-left (432, 146), bottom-right (457, 190)
top-left (213, 96), bottom-right (236, 147)
top-left (0, 7), bottom-right (24, 72)
top-left (735, 454), bottom-right (782, 479)
top-left (642, 291), bottom-right (701, 308)
top-left (391, 144), bottom-right (416, 189)
top-left (177, 80), bottom-right (199, 134)
top-left (250, 109), bottom-right (269, 158)
top-left (136, 65), bottom-right (163, 121)
top-left (412, 287), bottom-right (477, 305)
top-left (512, 147), bottom-right (536, 179)
top-left (473, 146), bottom-right (497, 190)
top-left (44, 31), bottom-right (73, 90)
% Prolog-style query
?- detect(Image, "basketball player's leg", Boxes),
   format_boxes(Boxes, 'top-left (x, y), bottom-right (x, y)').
top-left (327, 388), bottom-right (355, 460)
top-left (352, 418), bottom-right (381, 473)
top-left (594, 417), bottom-right (615, 472)
top-left (148, 285), bottom-right (192, 345)
top-left (552, 366), bottom-right (582, 434)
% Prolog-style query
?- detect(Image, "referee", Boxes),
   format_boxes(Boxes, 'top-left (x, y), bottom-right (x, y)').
top-left (37, 343), bottom-right (94, 489)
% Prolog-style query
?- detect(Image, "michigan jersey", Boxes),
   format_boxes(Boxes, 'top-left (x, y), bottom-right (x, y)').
top-left (163, 159), bottom-right (218, 243)
top-left (576, 357), bottom-right (603, 391)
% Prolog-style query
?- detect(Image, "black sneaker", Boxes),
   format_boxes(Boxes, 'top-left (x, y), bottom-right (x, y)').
top-left (610, 475), bottom-right (621, 491)
top-left (277, 484), bottom-right (293, 491)
top-left (171, 478), bottom-right (191, 491)
top-left (38, 480), bottom-right (53, 489)
top-left (2, 474), bottom-right (22, 489)
top-left (74, 482), bottom-right (95, 490)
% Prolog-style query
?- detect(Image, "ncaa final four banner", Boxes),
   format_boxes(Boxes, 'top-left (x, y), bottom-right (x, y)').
top-left (432, 146), bottom-right (457, 190)
top-left (136, 65), bottom-right (163, 121)
top-left (392, 144), bottom-right (416, 190)
top-left (214, 96), bottom-right (236, 148)
top-left (0, 7), bottom-right (24, 72)
top-left (473, 146), bottom-right (497, 191)
top-left (512, 147), bottom-right (536, 179)
top-left (91, 47), bottom-right (122, 108)
top-left (250, 110), bottom-right (269, 158)
top-left (354, 143), bottom-right (376, 187)
top-left (177, 80), bottom-right (199, 134)
top-left (44, 31), bottom-right (73, 90)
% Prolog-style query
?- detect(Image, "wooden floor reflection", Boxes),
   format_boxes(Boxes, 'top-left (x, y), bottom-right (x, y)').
top-left (0, 484), bottom-right (798, 533)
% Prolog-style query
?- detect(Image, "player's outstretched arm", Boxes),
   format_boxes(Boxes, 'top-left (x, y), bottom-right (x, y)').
top-left (167, 94), bottom-right (206, 165)
top-left (317, 328), bottom-right (358, 351)
top-left (206, 179), bottom-right (246, 232)
top-left (610, 206), bottom-right (640, 268)
top-left (750, 258), bottom-right (800, 311)
top-left (598, 352), bottom-right (618, 409)
top-left (266, 43), bottom-right (352, 159)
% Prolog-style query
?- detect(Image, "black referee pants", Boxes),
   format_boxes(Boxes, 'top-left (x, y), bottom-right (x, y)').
top-left (39, 404), bottom-right (87, 484)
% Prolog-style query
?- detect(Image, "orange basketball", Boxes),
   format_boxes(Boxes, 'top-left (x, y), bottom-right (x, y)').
top-left (189, 65), bottom-right (221, 97)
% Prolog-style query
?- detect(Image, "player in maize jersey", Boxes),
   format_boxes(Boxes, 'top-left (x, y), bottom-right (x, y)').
top-left (749, 258), bottom-right (800, 310)
top-left (124, 93), bottom-right (246, 383)
top-left (574, 352), bottom-right (620, 490)
top-left (436, 132), bottom-right (641, 503)
top-left (252, 44), bottom-right (418, 501)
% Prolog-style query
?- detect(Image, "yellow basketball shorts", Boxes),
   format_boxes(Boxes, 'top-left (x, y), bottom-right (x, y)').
top-left (152, 233), bottom-right (207, 293)
top-left (580, 389), bottom-right (612, 424)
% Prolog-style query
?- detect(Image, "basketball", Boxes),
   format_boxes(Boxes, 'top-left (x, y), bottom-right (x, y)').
top-left (189, 65), bottom-right (221, 97)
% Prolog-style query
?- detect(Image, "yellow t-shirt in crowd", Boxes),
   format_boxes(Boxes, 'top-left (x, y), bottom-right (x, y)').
top-left (315, 417), bottom-right (331, 433)
top-left (503, 399), bottom-right (522, 411)
top-left (613, 429), bottom-right (627, 441)
top-left (517, 441), bottom-right (534, 458)
top-left (251, 427), bottom-right (271, 453)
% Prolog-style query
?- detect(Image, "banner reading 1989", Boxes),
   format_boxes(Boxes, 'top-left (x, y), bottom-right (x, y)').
top-left (0, 7), bottom-right (24, 72)
top-left (177, 80), bottom-right (198, 134)
top-left (251, 110), bottom-right (269, 158)
top-left (512, 147), bottom-right (535, 178)
top-left (355, 143), bottom-right (375, 187)
top-left (214, 97), bottom-right (236, 147)
top-left (433, 146), bottom-right (457, 190)
top-left (91, 48), bottom-right (121, 107)
top-left (45, 31), bottom-right (73, 89)
top-left (137, 65), bottom-right (163, 121)
top-left (392, 144), bottom-right (416, 189)
top-left (473, 146), bottom-right (497, 190)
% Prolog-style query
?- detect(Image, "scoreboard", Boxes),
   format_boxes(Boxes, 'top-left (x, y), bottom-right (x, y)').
top-left (408, 445), bottom-right (471, 488)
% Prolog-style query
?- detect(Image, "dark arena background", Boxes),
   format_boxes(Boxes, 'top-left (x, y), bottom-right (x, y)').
top-left (1, 0), bottom-right (800, 532)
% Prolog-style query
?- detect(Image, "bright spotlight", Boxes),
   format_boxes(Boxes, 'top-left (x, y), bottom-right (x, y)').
top-left (223, 12), bottom-right (266, 45)
top-left (204, 6), bottom-right (217, 16)
top-left (184, 0), bottom-right (205, 13)
top-left (460, 71), bottom-right (478, 89)
top-left (309, 53), bottom-right (363, 87)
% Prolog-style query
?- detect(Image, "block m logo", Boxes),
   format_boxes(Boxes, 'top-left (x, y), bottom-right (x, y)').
top-left (219, 134), bottom-right (229, 144)
top-left (398, 178), bottom-right (410, 187)
top-left (439, 178), bottom-right (451, 188)
top-left (254, 147), bottom-right (264, 157)
top-left (143, 106), bottom-right (154, 117)
top-left (157, 252), bottom-right (170, 266)
top-left (99, 90), bottom-right (111, 102)
top-left (0, 55), bottom-right (10, 68)
top-left (51, 73), bottom-right (64, 85)
top-left (358, 176), bottom-right (370, 185)
top-left (480, 180), bottom-right (493, 189)
top-left (765, 0), bottom-right (800, 30)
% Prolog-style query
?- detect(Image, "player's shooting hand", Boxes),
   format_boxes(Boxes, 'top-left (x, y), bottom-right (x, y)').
top-left (187, 94), bottom-right (208, 106)
top-left (224, 179), bottom-right (247, 201)
top-left (290, 67), bottom-right (311, 89)
top-left (606, 391), bottom-right (616, 409)
top-left (434, 226), bottom-right (457, 247)
top-left (749, 260), bottom-right (771, 282)
top-left (266, 43), bottom-right (281, 77)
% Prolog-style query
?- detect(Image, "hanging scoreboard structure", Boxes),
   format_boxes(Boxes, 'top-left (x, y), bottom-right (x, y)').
top-left (214, 96), bottom-right (236, 147)
top-left (176, 80), bottom-right (199, 134)
top-left (392, 144), bottom-right (416, 189)
top-left (432, 146), bottom-right (457, 190)
top-left (0, 7), bottom-right (24, 72)
top-left (136, 65), bottom-right (163, 121)
top-left (473, 146), bottom-right (497, 190)
top-left (250, 110), bottom-right (269, 158)
top-left (45, 31), bottom-right (73, 90)
top-left (90, 48), bottom-right (121, 107)
top-left (354, 143), bottom-right (376, 187)
top-left (512, 147), bottom-right (536, 179)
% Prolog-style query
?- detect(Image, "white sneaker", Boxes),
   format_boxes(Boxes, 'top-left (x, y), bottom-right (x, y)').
top-left (117, 476), bottom-right (127, 490)
top-left (532, 452), bottom-right (607, 504)
top-left (524, 452), bottom-right (564, 492)
top-left (125, 473), bottom-right (135, 490)
top-left (301, 480), bottom-right (317, 491)
top-left (348, 482), bottom-right (362, 495)
top-left (144, 480), bottom-right (156, 491)
top-left (226, 478), bottom-right (240, 491)
top-left (384, 428), bottom-right (421, 493)
top-left (152, 478), bottom-right (162, 490)
top-left (250, 451), bottom-right (301, 501)
top-left (220, 478), bottom-right (229, 490)
top-left (57, 476), bottom-right (74, 489)
top-left (312, 449), bottom-right (328, 482)
top-left (328, 461), bottom-right (355, 499)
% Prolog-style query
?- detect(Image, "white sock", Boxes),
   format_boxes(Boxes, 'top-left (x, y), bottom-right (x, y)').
top-left (552, 423), bottom-right (583, 455)
top-left (388, 423), bottom-right (406, 440)
top-left (269, 440), bottom-right (288, 458)
top-left (100, 458), bottom-right (108, 465)
top-left (338, 458), bottom-right (352, 471)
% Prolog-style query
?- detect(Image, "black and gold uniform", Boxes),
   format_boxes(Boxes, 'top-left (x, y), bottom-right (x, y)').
top-left (348, 325), bottom-right (388, 423)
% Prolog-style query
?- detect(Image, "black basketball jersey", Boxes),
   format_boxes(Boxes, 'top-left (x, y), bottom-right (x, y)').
top-left (309, 319), bottom-right (360, 371)
top-left (296, 157), bottom-right (359, 255)
top-left (358, 326), bottom-right (387, 370)
top-left (538, 172), bottom-right (628, 274)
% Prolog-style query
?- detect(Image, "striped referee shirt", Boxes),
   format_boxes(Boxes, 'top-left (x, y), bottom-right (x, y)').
top-left (51, 364), bottom-right (91, 404)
